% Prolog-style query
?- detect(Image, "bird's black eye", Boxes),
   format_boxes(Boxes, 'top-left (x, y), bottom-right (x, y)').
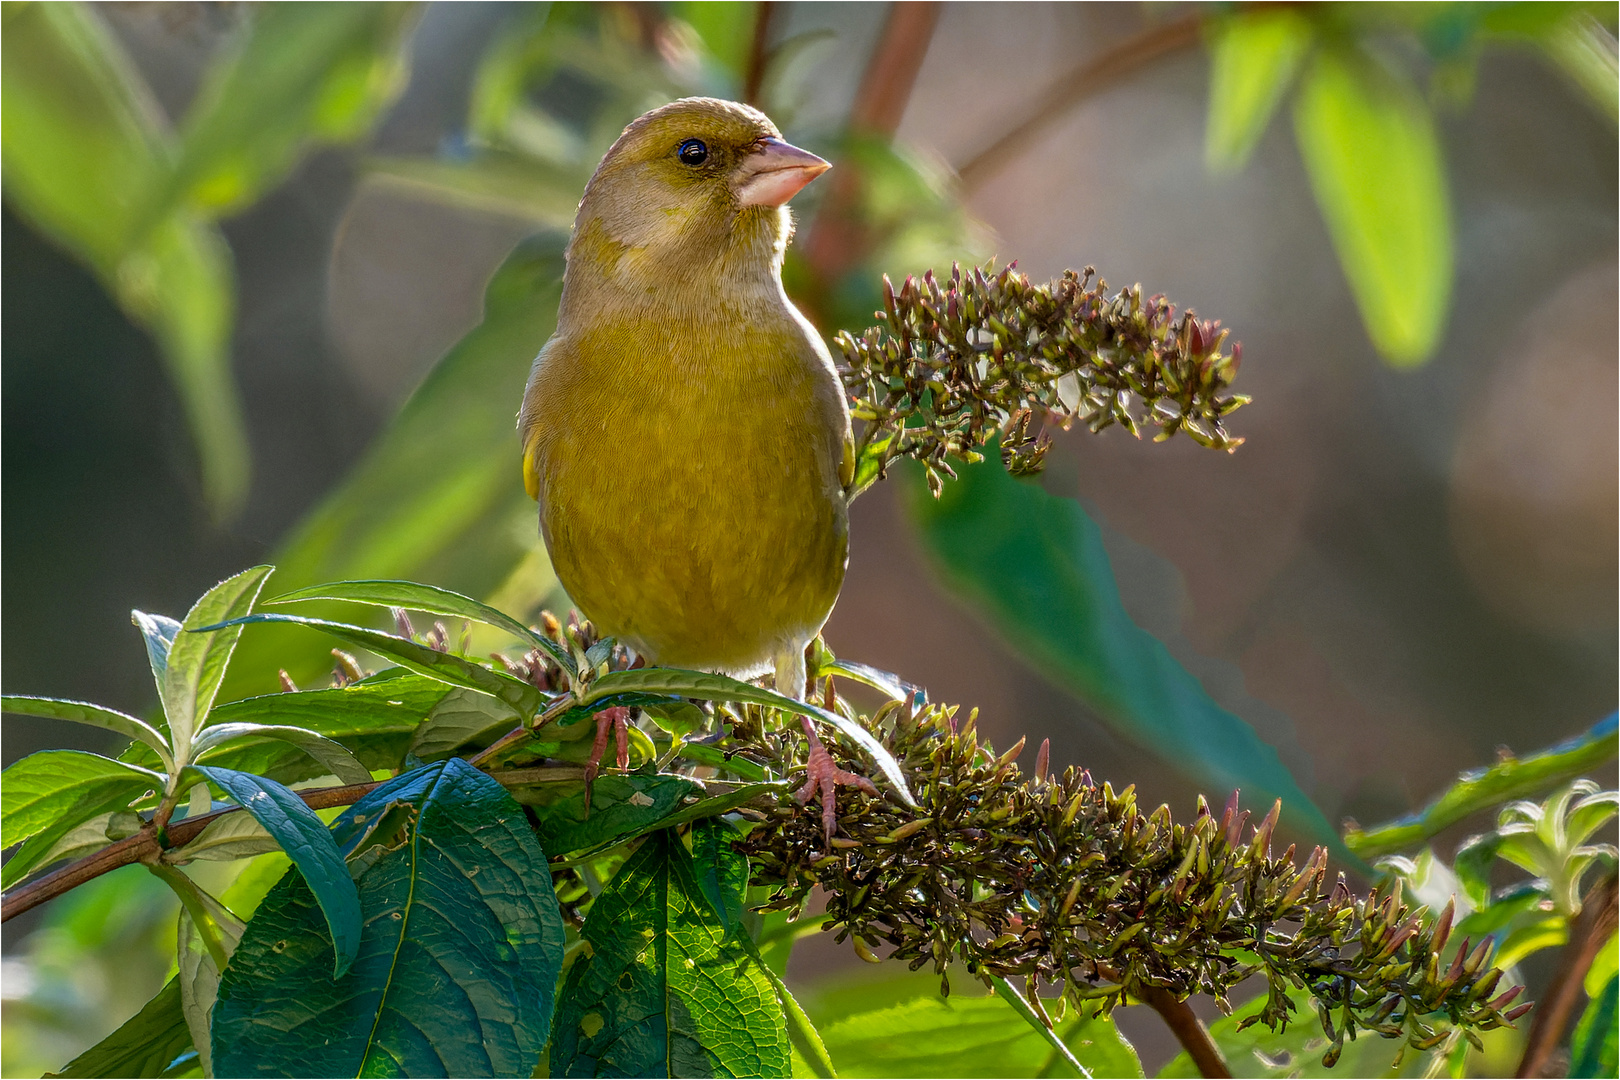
top-left (677, 138), bottom-right (708, 166)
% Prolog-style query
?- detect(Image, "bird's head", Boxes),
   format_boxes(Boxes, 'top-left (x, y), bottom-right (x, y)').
top-left (564, 97), bottom-right (829, 304)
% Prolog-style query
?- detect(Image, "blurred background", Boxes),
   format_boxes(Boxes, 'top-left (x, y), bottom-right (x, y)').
top-left (3, 2), bottom-right (1615, 1075)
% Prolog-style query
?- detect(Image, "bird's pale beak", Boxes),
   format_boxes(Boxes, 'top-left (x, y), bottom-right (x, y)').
top-left (735, 137), bottom-right (831, 207)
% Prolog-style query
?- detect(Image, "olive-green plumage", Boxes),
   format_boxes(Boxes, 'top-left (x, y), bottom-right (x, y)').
top-left (519, 98), bottom-right (850, 696)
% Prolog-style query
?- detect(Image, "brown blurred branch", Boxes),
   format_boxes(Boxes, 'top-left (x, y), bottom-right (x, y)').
top-left (1515, 872), bottom-right (1618, 1078)
top-left (800, 1), bottom-right (942, 317)
top-left (743, 1), bottom-right (777, 105)
top-left (1139, 985), bottom-right (1233, 1078)
top-left (956, 11), bottom-right (1204, 191)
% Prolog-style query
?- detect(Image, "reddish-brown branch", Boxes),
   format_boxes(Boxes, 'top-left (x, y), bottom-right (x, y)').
top-left (743, 1), bottom-right (777, 105)
top-left (1140, 985), bottom-right (1233, 1079)
top-left (1515, 873), bottom-right (1619, 1078)
top-left (956, 11), bottom-right (1203, 191)
top-left (800, 1), bottom-right (942, 303)
top-left (0, 781), bottom-right (382, 923)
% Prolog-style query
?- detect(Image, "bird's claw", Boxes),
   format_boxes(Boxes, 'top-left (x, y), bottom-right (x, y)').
top-left (793, 714), bottom-right (877, 849)
top-left (582, 706), bottom-right (631, 813)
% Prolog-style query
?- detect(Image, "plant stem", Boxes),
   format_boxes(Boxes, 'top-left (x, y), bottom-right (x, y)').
top-left (955, 11), bottom-right (1202, 191)
top-left (1514, 872), bottom-right (1619, 1078)
top-left (0, 780), bottom-right (381, 923)
top-left (1139, 985), bottom-right (1232, 1079)
top-left (742, 0), bottom-right (777, 105)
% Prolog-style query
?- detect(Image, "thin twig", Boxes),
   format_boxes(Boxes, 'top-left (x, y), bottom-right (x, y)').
top-left (0, 781), bottom-right (381, 923)
top-left (956, 11), bottom-right (1203, 191)
top-left (1139, 985), bottom-right (1233, 1079)
top-left (742, 1), bottom-right (777, 105)
top-left (1515, 873), bottom-right (1619, 1078)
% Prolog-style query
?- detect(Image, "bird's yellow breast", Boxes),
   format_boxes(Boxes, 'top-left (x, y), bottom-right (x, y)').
top-left (524, 310), bottom-right (850, 676)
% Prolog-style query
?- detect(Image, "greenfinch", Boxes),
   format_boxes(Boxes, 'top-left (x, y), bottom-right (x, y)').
top-left (519, 98), bottom-right (851, 704)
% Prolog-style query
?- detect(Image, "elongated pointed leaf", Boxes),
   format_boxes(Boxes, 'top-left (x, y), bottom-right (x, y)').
top-left (1, 749), bottom-right (162, 853)
top-left (550, 829), bottom-right (790, 1077)
top-left (269, 578), bottom-right (573, 673)
top-left (1570, 973), bottom-right (1619, 1078)
top-left (132, 611), bottom-right (182, 689)
top-left (194, 766), bottom-right (360, 978)
top-left (1205, 8), bottom-right (1313, 171)
top-left (216, 236), bottom-right (568, 702)
top-left (910, 457), bottom-right (1353, 865)
top-left (992, 976), bottom-right (1091, 1078)
top-left (518, 772), bottom-right (702, 857)
top-left (206, 612), bottom-right (542, 720)
top-left (585, 668), bottom-right (915, 806)
top-left (213, 759), bottom-right (563, 1078)
top-left (828, 660), bottom-right (917, 704)
top-left (192, 723), bottom-right (371, 784)
top-left (1, 809), bottom-right (139, 890)
top-left (44, 976), bottom-right (193, 1080)
top-left (3, 694), bottom-right (172, 770)
top-left (165, 810), bottom-right (278, 865)
top-left (1293, 48), bottom-right (1452, 365)
top-left (166, 567), bottom-right (274, 761)
top-left (170, 3), bottom-right (418, 217)
top-left (177, 889), bottom-right (245, 1078)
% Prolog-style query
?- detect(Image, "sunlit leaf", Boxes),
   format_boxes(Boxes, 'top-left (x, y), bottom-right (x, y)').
top-left (1205, 7), bottom-right (1313, 171)
top-left (43, 977), bottom-right (193, 1080)
top-left (1292, 47), bottom-right (1452, 365)
top-left (191, 723), bottom-right (372, 785)
top-left (1, 750), bottom-right (163, 856)
top-left (2, 695), bottom-right (172, 771)
top-left (165, 566), bottom-right (274, 761)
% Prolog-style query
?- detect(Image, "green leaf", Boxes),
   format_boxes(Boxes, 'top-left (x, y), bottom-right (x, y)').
top-left (1346, 713), bottom-right (1617, 858)
top-left (269, 577), bottom-right (573, 673)
top-left (772, 967), bottom-right (837, 1079)
top-left (1, 749), bottom-right (162, 858)
top-left (550, 829), bottom-right (790, 1077)
top-left (1571, 973), bottom-right (1619, 1078)
top-left (1586, 929), bottom-right (1618, 998)
top-left (132, 612), bottom-right (182, 690)
top-left (2, 811), bottom-right (126, 889)
top-left (817, 993), bottom-right (1140, 1079)
top-left (0, 1), bottom-right (249, 517)
top-left (676, 740), bottom-right (770, 781)
top-left (363, 151), bottom-right (583, 227)
top-left (213, 759), bottom-right (563, 1078)
top-left (173, 885), bottom-right (245, 1078)
top-left (166, 567), bottom-right (274, 762)
top-left (1292, 47), bottom-right (1452, 365)
top-left (165, 810), bottom-right (278, 865)
top-left (2, 694), bottom-right (173, 772)
top-left (193, 766), bottom-right (361, 978)
top-left (216, 235), bottom-right (568, 701)
top-left (515, 770), bottom-right (702, 856)
top-left (43, 976), bottom-right (193, 1080)
top-left (910, 456), bottom-right (1352, 865)
top-left (1205, 8), bottom-right (1313, 171)
top-left (408, 685), bottom-right (525, 760)
top-left (191, 723), bottom-right (372, 785)
top-left (991, 976), bottom-right (1092, 1078)
top-left (827, 660), bottom-right (915, 704)
top-left (168, 3), bottom-right (417, 217)
top-left (1540, 13), bottom-right (1619, 121)
top-left (586, 667), bottom-right (915, 806)
top-left (208, 611), bottom-right (543, 722)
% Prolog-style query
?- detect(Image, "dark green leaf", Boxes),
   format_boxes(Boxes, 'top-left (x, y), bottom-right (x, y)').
top-left (516, 771), bottom-right (702, 856)
top-left (167, 566), bottom-right (274, 759)
top-left (550, 830), bottom-right (790, 1077)
top-left (44, 976), bottom-right (193, 1079)
top-left (818, 993), bottom-right (1140, 1079)
top-left (586, 668), bottom-right (914, 806)
top-left (910, 457), bottom-right (1352, 864)
top-left (1292, 47), bottom-right (1452, 365)
top-left (209, 612), bottom-right (542, 720)
top-left (213, 759), bottom-right (563, 1078)
top-left (675, 742), bottom-right (770, 781)
top-left (1570, 973), bottom-right (1619, 1078)
top-left (2, 694), bottom-right (172, 770)
top-left (269, 578), bottom-right (574, 674)
top-left (1346, 712), bottom-right (1618, 858)
top-left (216, 235), bottom-right (568, 701)
top-left (1205, 8), bottom-right (1313, 171)
top-left (1, 750), bottom-right (162, 876)
top-left (407, 685), bottom-right (523, 759)
top-left (193, 766), bottom-right (361, 978)
top-left (170, 3), bottom-right (418, 217)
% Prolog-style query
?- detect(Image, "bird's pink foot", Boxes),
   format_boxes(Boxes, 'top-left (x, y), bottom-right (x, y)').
top-left (793, 714), bottom-right (878, 849)
top-left (582, 706), bottom-right (632, 812)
